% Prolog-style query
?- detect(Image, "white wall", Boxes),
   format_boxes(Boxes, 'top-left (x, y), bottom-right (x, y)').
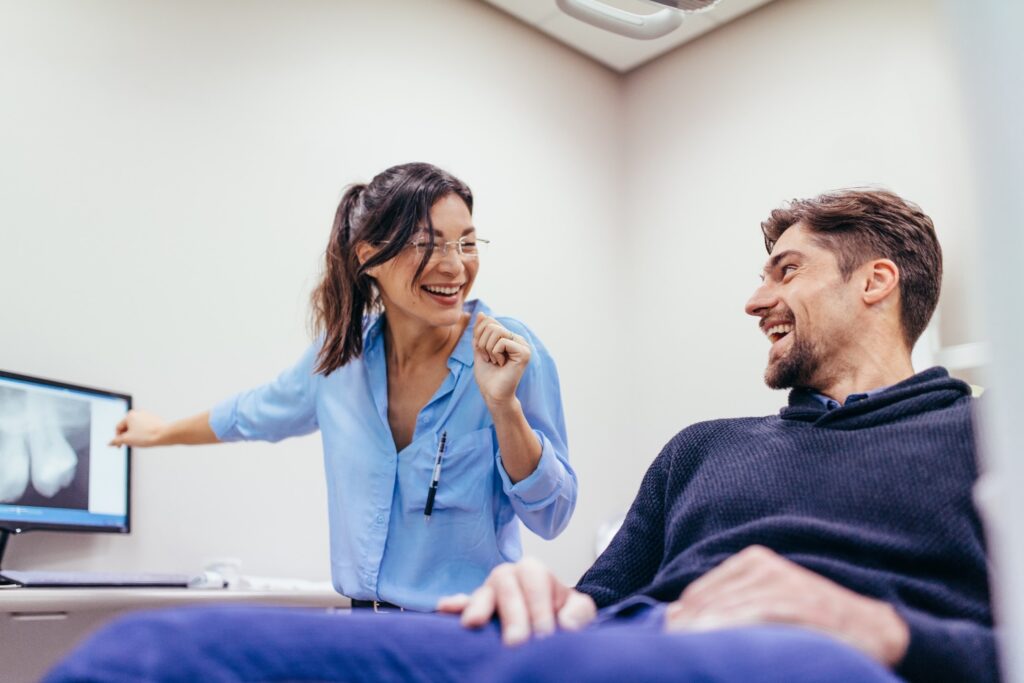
top-left (1, 0), bottom-right (982, 590)
top-left (0, 0), bottom-right (624, 584)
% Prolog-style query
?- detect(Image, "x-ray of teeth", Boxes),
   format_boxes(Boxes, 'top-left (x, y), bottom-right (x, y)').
top-left (0, 431), bottom-right (30, 502)
top-left (0, 385), bottom-right (91, 508)
top-left (27, 412), bottom-right (80, 497)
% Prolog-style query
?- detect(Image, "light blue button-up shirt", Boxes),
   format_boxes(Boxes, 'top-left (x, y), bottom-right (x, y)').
top-left (209, 300), bottom-right (576, 611)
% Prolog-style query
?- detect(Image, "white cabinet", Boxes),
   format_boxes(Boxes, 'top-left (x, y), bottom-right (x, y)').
top-left (0, 587), bottom-right (351, 683)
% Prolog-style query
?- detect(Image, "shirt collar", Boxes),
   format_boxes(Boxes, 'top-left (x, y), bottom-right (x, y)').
top-left (811, 385), bottom-right (890, 411)
top-left (363, 299), bottom-right (487, 368)
top-left (363, 312), bottom-right (387, 355)
top-left (448, 299), bottom-right (485, 367)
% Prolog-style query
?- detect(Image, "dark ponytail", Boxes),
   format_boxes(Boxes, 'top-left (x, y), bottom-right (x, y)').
top-left (310, 162), bottom-right (473, 375)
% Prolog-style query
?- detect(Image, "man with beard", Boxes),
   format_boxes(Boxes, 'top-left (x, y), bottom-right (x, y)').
top-left (45, 189), bottom-right (995, 683)
top-left (439, 189), bottom-right (995, 683)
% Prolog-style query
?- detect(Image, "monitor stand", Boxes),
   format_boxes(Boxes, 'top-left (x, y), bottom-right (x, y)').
top-left (0, 528), bottom-right (18, 585)
top-left (0, 528), bottom-right (191, 588)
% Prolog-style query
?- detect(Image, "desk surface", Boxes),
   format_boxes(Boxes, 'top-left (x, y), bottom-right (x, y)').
top-left (0, 585), bottom-right (352, 612)
top-left (0, 585), bottom-right (352, 683)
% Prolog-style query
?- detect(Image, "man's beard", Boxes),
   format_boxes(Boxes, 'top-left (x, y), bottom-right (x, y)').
top-left (764, 332), bottom-right (823, 390)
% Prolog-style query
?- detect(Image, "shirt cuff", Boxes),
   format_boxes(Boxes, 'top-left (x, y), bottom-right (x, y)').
top-left (495, 429), bottom-right (565, 508)
top-left (208, 396), bottom-right (242, 442)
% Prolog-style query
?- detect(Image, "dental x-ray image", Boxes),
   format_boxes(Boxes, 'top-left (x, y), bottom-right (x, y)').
top-left (0, 386), bottom-right (91, 509)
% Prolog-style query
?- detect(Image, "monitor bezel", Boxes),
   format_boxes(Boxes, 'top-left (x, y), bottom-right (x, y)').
top-left (0, 369), bottom-right (131, 535)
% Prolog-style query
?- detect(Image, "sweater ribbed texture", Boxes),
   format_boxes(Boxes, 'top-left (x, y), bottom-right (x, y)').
top-left (577, 368), bottom-right (996, 683)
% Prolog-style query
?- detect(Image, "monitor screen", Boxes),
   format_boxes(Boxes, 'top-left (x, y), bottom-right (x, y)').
top-left (0, 371), bottom-right (130, 533)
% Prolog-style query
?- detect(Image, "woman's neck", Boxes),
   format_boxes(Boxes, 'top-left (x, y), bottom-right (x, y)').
top-left (383, 310), bottom-right (468, 374)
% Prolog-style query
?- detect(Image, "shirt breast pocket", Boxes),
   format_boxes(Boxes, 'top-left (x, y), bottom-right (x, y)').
top-left (405, 428), bottom-right (495, 514)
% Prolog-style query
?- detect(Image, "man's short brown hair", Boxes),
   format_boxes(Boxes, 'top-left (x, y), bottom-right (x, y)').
top-left (761, 189), bottom-right (942, 348)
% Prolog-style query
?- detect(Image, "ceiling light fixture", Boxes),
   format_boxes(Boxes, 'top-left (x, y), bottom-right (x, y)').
top-left (555, 0), bottom-right (723, 40)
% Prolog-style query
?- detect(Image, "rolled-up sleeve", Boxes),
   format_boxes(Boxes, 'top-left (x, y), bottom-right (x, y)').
top-left (494, 319), bottom-right (577, 540)
top-left (209, 343), bottom-right (320, 443)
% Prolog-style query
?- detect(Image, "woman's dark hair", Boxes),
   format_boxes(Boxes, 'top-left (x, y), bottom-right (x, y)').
top-left (761, 188), bottom-right (942, 349)
top-left (310, 162), bottom-right (473, 375)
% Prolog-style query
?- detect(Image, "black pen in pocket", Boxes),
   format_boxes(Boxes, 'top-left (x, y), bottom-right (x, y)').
top-left (424, 431), bottom-right (447, 521)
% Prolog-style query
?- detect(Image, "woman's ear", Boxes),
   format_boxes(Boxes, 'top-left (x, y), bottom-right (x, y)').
top-left (354, 241), bottom-right (378, 277)
top-left (862, 258), bottom-right (900, 306)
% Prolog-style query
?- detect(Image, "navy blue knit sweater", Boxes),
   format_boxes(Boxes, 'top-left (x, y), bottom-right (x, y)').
top-left (577, 368), bottom-right (996, 683)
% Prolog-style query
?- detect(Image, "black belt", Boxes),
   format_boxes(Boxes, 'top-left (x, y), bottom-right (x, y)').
top-left (350, 599), bottom-right (406, 613)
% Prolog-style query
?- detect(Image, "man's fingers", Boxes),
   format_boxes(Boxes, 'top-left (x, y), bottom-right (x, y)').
top-left (673, 563), bottom-right (772, 620)
top-left (460, 584), bottom-right (497, 628)
top-left (669, 547), bottom-right (827, 629)
top-left (436, 593), bottom-right (471, 614)
top-left (678, 545), bottom-right (775, 610)
top-left (556, 590), bottom-right (597, 631)
top-left (667, 592), bottom-right (811, 635)
top-left (492, 567), bottom-right (532, 645)
top-left (669, 586), bottom-right (783, 627)
top-left (518, 559), bottom-right (557, 637)
top-left (457, 559), bottom-right (576, 646)
top-left (665, 608), bottom-right (764, 633)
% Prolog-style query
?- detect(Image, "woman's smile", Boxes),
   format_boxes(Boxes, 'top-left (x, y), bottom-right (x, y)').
top-left (421, 283), bottom-right (465, 307)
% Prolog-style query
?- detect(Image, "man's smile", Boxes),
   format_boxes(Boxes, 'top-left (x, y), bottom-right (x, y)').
top-left (760, 317), bottom-right (795, 345)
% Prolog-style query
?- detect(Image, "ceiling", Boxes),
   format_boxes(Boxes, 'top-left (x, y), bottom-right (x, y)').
top-left (479, 0), bottom-right (776, 73)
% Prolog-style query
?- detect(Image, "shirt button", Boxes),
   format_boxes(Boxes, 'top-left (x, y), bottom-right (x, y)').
top-left (375, 515), bottom-right (384, 525)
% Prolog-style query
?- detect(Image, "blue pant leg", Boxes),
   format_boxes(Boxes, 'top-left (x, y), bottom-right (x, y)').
top-left (43, 605), bottom-right (502, 683)
top-left (483, 624), bottom-right (903, 683)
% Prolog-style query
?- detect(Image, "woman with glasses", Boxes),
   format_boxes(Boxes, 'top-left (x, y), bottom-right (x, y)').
top-left (108, 162), bottom-right (576, 612)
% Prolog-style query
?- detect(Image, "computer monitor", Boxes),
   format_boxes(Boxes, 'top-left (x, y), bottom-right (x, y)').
top-left (0, 370), bottom-right (131, 535)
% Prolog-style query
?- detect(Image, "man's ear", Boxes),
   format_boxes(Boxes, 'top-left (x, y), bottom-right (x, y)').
top-left (863, 258), bottom-right (900, 306)
top-left (354, 241), bottom-right (378, 277)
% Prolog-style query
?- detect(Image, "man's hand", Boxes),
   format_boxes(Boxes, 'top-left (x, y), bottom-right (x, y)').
top-left (437, 557), bottom-right (597, 646)
top-left (665, 545), bottom-right (910, 667)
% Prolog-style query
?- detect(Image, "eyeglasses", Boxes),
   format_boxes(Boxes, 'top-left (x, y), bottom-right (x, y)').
top-left (381, 236), bottom-right (490, 260)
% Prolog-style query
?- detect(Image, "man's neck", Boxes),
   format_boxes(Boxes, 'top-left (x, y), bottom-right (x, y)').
top-left (813, 355), bottom-right (915, 405)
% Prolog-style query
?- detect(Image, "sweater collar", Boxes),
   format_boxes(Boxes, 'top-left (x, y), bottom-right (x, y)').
top-left (780, 367), bottom-right (971, 427)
